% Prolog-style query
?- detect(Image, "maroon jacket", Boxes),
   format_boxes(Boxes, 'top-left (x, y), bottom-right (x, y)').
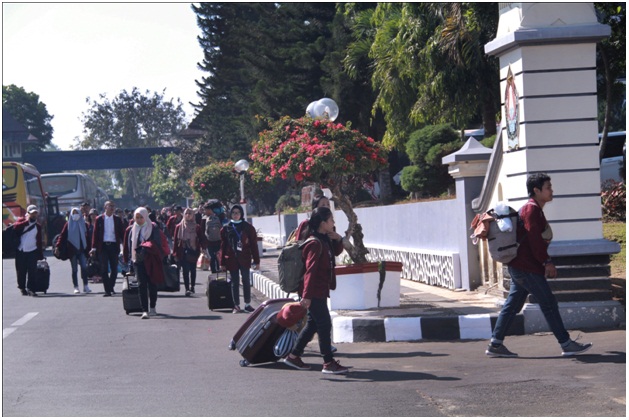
top-left (508, 199), bottom-right (551, 276)
top-left (166, 215), bottom-right (181, 239)
top-left (300, 234), bottom-right (343, 300)
top-left (91, 214), bottom-right (125, 253)
top-left (173, 223), bottom-right (207, 263)
top-left (140, 240), bottom-right (165, 285)
top-left (56, 221), bottom-right (90, 258)
top-left (219, 221), bottom-right (260, 271)
top-left (13, 216), bottom-right (44, 260)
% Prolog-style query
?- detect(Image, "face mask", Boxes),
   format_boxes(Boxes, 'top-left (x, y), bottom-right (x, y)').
top-left (71, 214), bottom-right (80, 221)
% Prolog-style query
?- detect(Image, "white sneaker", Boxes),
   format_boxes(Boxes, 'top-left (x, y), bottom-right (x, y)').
top-left (149, 308), bottom-right (157, 317)
top-left (73, 287), bottom-right (80, 294)
top-left (141, 312), bottom-right (149, 319)
top-left (83, 285), bottom-right (92, 293)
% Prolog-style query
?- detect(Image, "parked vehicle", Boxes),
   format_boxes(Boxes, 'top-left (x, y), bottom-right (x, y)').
top-left (2, 162), bottom-right (50, 250)
top-left (600, 131), bottom-right (626, 184)
top-left (41, 172), bottom-right (99, 214)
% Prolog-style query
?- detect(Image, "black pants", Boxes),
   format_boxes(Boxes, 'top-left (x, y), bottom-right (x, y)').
top-left (181, 259), bottom-right (197, 291)
top-left (99, 243), bottom-right (119, 294)
top-left (291, 297), bottom-right (334, 363)
top-left (135, 262), bottom-right (158, 311)
top-left (15, 250), bottom-right (38, 291)
top-left (207, 243), bottom-right (220, 273)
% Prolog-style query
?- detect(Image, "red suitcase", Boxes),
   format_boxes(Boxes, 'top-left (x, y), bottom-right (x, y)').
top-left (228, 298), bottom-right (295, 366)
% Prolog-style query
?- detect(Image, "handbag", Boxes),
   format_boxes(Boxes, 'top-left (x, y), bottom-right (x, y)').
top-left (135, 246), bottom-right (147, 263)
top-left (183, 247), bottom-right (198, 264)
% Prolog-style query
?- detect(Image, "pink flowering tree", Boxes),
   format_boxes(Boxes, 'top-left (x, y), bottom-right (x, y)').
top-left (250, 116), bottom-right (388, 263)
top-left (189, 160), bottom-right (240, 205)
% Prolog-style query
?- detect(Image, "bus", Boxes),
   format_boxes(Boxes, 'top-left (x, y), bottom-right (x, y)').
top-left (41, 172), bottom-right (99, 214)
top-left (2, 161), bottom-right (50, 246)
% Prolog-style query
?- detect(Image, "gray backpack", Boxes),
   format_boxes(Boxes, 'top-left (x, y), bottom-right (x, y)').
top-left (205, 216), bottom-right (222, 242)
top-left (485, 208), bottom-right (520, 263)
top-left (277, 237), bottom-right (320, 294)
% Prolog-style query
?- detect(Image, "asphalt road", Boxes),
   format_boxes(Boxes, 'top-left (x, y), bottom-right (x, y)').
top-left (2, 255), bottom-right (626, 417)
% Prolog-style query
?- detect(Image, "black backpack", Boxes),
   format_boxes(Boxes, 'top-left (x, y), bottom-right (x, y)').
top-left (2, 223), bottom-right (36, 258)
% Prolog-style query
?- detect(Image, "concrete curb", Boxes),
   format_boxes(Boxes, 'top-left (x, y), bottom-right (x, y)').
top-left (250, 270), bottom-right (525, 343)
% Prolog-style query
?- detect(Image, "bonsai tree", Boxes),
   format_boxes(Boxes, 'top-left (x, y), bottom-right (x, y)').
top-left (250, 116), bottom-right (388, 263)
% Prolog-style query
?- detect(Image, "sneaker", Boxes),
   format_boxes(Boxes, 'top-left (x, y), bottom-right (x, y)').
top-left (149, 308), bottom-right (157, 317)
top-left (322, 359), bottom-right (349, 374)
top-left (74, 287), bottom-right (81, 294)
top-left (244, 304), bottom-right (255, 313)
top-left (283, 355), bottom-right (311, 371)
top-left (185, 290), bottom-right (191, 297)
top-left (28, 290), bottom-right (38, 297)
top-left (561, 340), bottom-right (593, 356)
top-left (141, 312), bottom-right (150, 319)
top-left (485, 344), bottom-right (518, 358)
top-left (190, 288), bottom-right (195, 295)
top-left (83, 285), bottom-right (92, 293)
top-left (103, 293), bottom-right (112, 297)
top-left (232, 306), bottom-right (242, 314)
top-left (331, 345), bottom-right (338, 353)
top-left (20, 289), bottom-right (28, 296)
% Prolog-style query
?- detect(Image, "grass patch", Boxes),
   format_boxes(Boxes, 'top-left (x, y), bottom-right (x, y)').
top-left (603, 221), bottom-right (626, 279)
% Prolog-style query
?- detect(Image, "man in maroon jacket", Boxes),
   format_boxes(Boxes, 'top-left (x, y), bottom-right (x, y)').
top-left (90, 201), bottom-right (125, 296)
top-left (14, 205), bottom-right (44, 296)
top-left (486, 173), bottom-right (593, 358)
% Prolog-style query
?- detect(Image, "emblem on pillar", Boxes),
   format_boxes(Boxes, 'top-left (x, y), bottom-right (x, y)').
top-left (505, 67), bottom-right (519, 150)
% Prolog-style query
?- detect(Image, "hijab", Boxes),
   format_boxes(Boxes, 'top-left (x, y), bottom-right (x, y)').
top-left (179, 208), bottom-right (198, 250)
top-left (67, 207), bottom-right (87, 251)
top-left (131, 207), bottom-right (153, 262)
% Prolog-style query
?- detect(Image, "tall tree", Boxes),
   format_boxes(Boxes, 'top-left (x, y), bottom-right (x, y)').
top-left (77, 87), bottom-right (186, 199)
top-left (2, 84), bottom-right (54, 151)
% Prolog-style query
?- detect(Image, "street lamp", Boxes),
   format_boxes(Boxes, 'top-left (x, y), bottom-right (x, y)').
top-left (234, 159), bottom-right (249, 220)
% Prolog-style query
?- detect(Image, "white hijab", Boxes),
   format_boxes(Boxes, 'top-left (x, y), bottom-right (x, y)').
top-left (130, 207), bottom-right (153, 262)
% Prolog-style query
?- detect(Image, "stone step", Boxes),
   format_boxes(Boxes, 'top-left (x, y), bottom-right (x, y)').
top-left (546, 277), bottom-right (612, 291)
top-left (530, 289), bottom-right (613, 303)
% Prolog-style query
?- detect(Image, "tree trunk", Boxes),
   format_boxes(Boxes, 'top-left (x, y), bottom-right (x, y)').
top-left (330, 184), bottom-right (369, 264)
top-left (481, 98), bottom-right (497, 137)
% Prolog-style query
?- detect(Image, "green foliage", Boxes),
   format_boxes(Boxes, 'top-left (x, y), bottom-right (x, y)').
top-left (275, 194), bottom-right (301, 213)
top-left (481, 134), bottom-right (497, 149)
top-left (2, 84), bottom-right (54, 151)
top-left (150, 153), bottom-right (192, 207)
top-left (77, 87), bottom-right (186, 200)
top-left (189, 160), bottom-right (240, 205)
top-left (601, 180), bottom-right (626, 222)
top-left (603, 221), bottom-right (626, 277)
top-left (402, 124), bottom-right (460, 196)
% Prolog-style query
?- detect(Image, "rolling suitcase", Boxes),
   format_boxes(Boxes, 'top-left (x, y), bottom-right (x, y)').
top-left (30, 260), bottom-right (50, 294)
top-left (228, 298), bottom-right (295, 366)
top-left (122, 275), bottom-right (143, 315)
top-left (206, 272), bottom-right (233, 311)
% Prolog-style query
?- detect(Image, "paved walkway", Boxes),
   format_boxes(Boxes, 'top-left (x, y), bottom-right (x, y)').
top-left (251, 245), bottom-right (526, 343)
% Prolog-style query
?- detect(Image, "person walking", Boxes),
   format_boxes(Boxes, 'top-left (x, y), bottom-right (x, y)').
top-left (128, 207), bottom-right (165, 319)
top-left (203, 202), bottom-right (223, 273)
top-left (173, 208), bottom-right (206, 296)
top-left (90, 201), bottom-right (125, 297)
top-left (486, 173), bottom-right (593, 358)
top-left (282, 207), bottom-right (348, 374)
top-left (55, 207), bottom-right (92, 294)
top-left (219, 204), bottom-right (260, 313)
top-left (166, 205), bottom-right (183, 248)
top-left (13, 205), bottom-right (44, 296)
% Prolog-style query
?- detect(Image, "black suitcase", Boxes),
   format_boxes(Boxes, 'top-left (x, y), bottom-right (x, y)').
top-left (157, 263), bottom-right (180, 292)
top-left (206, 272), bottom-right (233, 311)
top-left (228, 298), bottom-right (295, 366)
top-left (122, 275), bottom-right (143, 315)
top-left (30, 260), bottom-right (50, 293)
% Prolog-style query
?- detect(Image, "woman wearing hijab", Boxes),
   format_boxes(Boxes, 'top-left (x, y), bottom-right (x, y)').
top-left (129, 207), bottom-right (166, 319)
top-left (173, 208), bottom-right (207, 296)
top-left (56, 207), bottom-right (91, 294)
top-left (219, 204), bottom-right (260, 313)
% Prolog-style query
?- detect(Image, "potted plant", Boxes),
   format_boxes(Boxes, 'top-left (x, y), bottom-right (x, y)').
top-left (250, 115), bottom-right (402, 309)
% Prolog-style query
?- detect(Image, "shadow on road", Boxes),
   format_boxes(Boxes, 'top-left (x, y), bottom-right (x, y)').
top-left (156, 314), bottom-right (223, 321)
top-left (340, 351), bottom-right (449, 359)
top-left (324, 369), bottom-right (461, 383)
top-left (518, 351), bottom-right (626, 364)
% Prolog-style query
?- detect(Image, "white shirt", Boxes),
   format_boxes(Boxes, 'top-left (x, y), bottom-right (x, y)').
top-left (19, 221), bottom-right (38, 252)
top-left (103, 214), bottom-right (116, 242)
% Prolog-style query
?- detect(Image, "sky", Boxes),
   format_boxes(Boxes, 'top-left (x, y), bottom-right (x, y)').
top-left (3, 3), bottom-right (205, 150)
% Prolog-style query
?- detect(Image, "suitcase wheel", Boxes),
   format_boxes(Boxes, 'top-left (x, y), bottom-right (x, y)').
top-left (239, 360), bottom-right (250, 367)
top-left (228, 340), bottom-right (236, 351)
top-left (126, 311), bottom-right (130, 315)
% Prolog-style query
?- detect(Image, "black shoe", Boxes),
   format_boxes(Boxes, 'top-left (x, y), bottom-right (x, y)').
top-left (28, 290), bottom-right (38, 297)
top-left (103, 293), bottom-right (112, 297)
top-left (244, 304), bottom-right (255, 313)
top-left (20, 289), bottom-right (28, 296)
top-left (111, 290), bottom-right (116, 295)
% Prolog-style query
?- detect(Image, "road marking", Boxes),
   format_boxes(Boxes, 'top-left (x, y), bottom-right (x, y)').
top-left (3, 312), bottom-right (39, 339)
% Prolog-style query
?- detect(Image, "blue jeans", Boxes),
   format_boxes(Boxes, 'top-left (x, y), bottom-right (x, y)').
top-left (70, 251), bottom-right (88, 287)
top-left (492, 266), bottom-right (570, 345)
top-left (229, 266), bottom-right (251, 307)
top-left (291, 298), bottom-right (334, 363)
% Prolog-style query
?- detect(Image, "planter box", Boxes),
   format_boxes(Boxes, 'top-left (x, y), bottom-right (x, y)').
top-left (330, 261), bottom-right (403, 310)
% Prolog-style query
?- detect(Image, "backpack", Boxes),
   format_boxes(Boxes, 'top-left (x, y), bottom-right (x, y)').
top-left (470, 206), bottom-right (521, 264)
top-left (2, 223), bottom-right (36, 258)
top-left (277, 237), bottom-right (320, 294)
top-left (52, 233), bottom-right (69, 261)
top-left (205, 216), bottom-right (222, 242)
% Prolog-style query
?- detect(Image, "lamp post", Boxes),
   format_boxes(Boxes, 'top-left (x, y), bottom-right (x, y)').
top-left (234, 159), bottom-right (250, 220)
